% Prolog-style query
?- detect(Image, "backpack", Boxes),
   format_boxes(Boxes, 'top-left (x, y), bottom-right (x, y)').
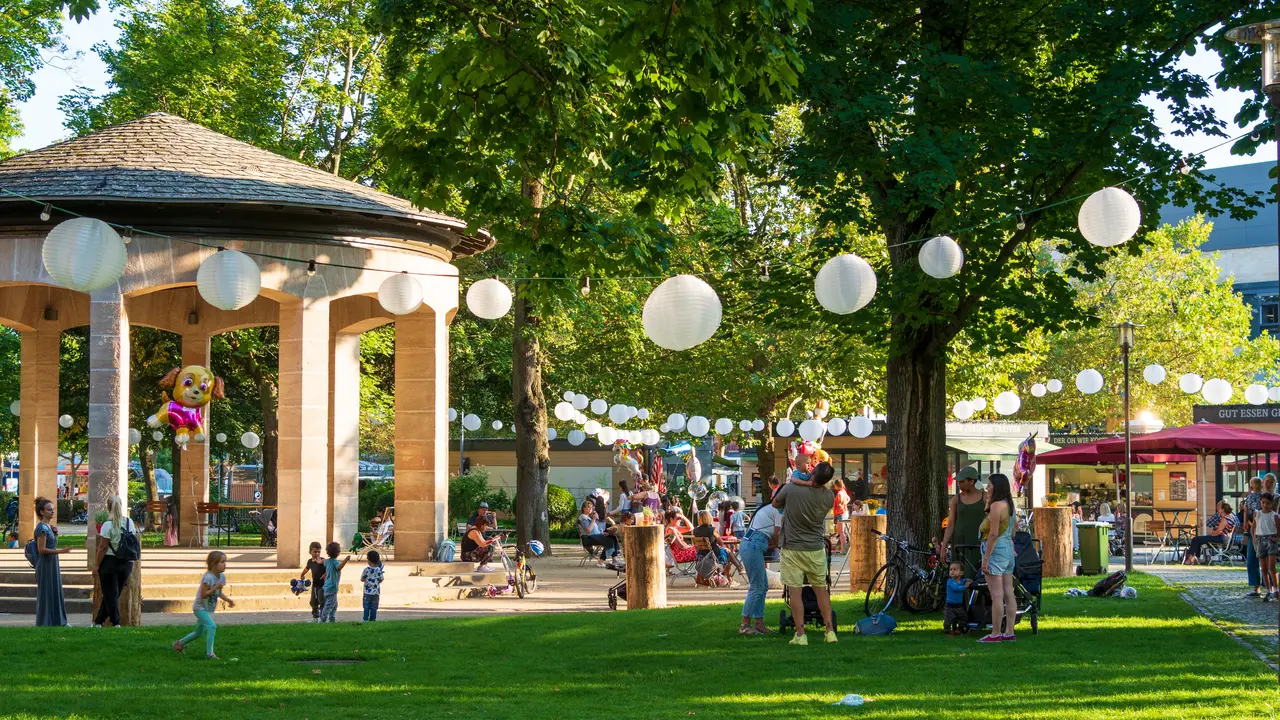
top-left (1088, 570), bottom-right (1126, 597)
top-left (109, 518), bottom-right (141, 562)
top-left (23, 537), bottom-right (37, 568)
top-left (435, 538), bottom-right (456, 563)
top-left (855, 612), bottom-right (897, 635)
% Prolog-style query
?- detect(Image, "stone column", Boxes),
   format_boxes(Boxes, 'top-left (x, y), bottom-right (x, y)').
top-left (394, 307), bottom-right (448, 561)
top-left (277, 298), bottom-right (330, 568)
top-left (18, 326), bottom-right (59, 543)
top-left (87, 290), bottom-right (130, 566)
top-left (179, 331), bottom-right (211, 545)
top-left (328, 331), bottom-right (361, 546)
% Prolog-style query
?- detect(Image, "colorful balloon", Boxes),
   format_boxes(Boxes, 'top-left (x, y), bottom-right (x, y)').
top-left (146, 365), bottom-right (225, 449)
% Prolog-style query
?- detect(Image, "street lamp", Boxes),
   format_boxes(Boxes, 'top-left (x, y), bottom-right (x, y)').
top-left (1112, 321), bottom-right (1138, 573)
top-left (1227, 20), bottom-right (1280, 310)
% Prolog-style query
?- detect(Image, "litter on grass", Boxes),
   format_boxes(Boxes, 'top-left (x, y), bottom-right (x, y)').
top-left (832, 694), bottom-right (866, 707)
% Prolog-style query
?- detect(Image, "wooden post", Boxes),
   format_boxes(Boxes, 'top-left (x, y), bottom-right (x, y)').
top-left (90, 560), bottom-right (143, 626)
top-left (1035, 507), bottom-right (1073, 577)
top-left (622, 524), bottom-right (666, 609)
top-left (849, 514), bottom-right (887, 592)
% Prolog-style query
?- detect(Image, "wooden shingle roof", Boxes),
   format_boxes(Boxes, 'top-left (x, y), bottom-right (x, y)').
top-left (0, 113), bottom-right (492, 255)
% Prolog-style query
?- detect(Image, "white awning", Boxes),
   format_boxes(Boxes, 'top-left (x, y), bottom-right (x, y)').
top-left (947, 438), bottom-right (1059, 461)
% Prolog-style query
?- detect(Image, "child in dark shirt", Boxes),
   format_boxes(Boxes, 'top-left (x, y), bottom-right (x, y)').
top-left (944, 561), bottom-right (972, 635)
top-left (300, 541), bottom-right (327, 622)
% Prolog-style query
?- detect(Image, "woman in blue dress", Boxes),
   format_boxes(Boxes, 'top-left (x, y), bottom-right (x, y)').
top-left (34, 496), bottom-right (69, 626)
top-left (978, 474), bottom-right (1016, 643)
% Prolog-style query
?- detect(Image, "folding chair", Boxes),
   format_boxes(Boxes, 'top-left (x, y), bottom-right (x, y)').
top-left (1202, 532), bottom-right (1238, 567)
top-left (356, 507), bottom-right (394, 559)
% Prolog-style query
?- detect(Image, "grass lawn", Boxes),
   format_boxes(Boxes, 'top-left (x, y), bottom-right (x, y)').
top-left (2, 573), bottom-right (1274, 719)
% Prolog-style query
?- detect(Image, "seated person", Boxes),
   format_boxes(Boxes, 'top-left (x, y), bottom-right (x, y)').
top-left (461, 516), bottom-right (501, 571)
top-left (692, 510), bottom-right (734, 582)
top-left (467, 502), bottom-right (495, 532)
top-left (577, 500), bottom-right (618, 566)
top-left (1182, 501), bottom-right (1237, 564)
top-left (665, 510), bottom-right (697, 567)
top-left (1096, 502), bottom-right (1115, 523)
top-left (373, 511), bottom-right (393, 544)
top-left (849, 498), bottom-right (866, 516)
top-left (5, 531), bottom-right (17, 549)
top-left (664, 502), bottom-right (694, 534)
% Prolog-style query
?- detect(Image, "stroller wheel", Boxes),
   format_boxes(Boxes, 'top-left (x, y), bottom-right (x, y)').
top-left (608, 589), bottom-right (617, 611)
top-left (1030, 610), bottom-right (1039, 635)
top-left (779, 609), bottom-right (791, 633)
top-left (830, 610), bottom-right (837, 633)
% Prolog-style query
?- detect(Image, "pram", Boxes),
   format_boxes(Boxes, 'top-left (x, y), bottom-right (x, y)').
top-left (953, 530), bottom-right (1042, 635)
top-left (778, 536), bottom-right (838, 633)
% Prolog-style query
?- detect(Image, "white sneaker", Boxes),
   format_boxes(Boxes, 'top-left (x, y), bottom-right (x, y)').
top-left (478, 564), bottom-right (496, 572)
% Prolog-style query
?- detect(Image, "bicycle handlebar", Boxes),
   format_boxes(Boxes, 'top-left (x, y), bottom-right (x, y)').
top-left (869, 529), bottom-right (932, 555)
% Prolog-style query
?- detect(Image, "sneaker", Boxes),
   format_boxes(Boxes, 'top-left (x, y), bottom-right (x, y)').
top-left (1000, 635), bottom-right (1017, 642)
top-left (172, 640), bottom-right (184, 654)
top-left (1263, 593), bottom-right (1272, 603)
top-left (977, 634), bottom-right (1004, 643)
top-left (92, 624), bottom-right (102, 628)
top-left (789, 633), bottom-right (808, 646)
top-left (825, 630), bottom-right (838, 644)
top-left (1244, 590), bottom-right (1262, 598)
top-left (478, 564), bottom-right (496, 572)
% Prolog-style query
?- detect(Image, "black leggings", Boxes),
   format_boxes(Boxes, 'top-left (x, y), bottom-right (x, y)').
top-left (1184, 535), bottom-right (1225, 562)
top-left (94, 556), bottom-right (135, 626)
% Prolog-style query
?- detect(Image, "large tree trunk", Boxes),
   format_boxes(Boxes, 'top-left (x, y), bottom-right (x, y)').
top-left (141, 435), bottom-right (159, 531)
top-left (259, 380), bottom-right (279, 505)
top-left (513, 293), bottom-right (551, 554)
top-left (884, 348), bottom-right (949, 552)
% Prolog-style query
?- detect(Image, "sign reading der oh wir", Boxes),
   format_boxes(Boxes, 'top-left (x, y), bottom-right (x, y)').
top-left (1192, 405), bottom-right (1280, 424)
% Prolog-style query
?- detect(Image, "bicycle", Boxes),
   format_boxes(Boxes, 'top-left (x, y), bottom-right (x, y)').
top-left (863, 530), bottom-right (937, 617)
top-left (494, 540), bottom-right (538, 598)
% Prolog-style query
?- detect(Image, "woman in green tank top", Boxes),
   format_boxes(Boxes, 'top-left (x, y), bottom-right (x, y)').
top-left (942, 467), bottom-right (986, 578)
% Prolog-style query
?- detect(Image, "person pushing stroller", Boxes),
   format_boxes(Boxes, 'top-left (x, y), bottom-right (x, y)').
top-left (772, 459), bottom-right (837, 646)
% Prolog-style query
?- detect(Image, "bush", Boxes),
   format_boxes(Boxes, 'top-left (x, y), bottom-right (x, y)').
top-left (358, 479), bottom-right (396, 526)
top-left (510, 483), bottom-right (578, 532)
top-left (448, 466), bottom-right (510, 523)
top-left (57, 499), bottom-right (86, 523)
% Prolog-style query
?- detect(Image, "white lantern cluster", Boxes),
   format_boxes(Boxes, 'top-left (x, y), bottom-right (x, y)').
top-left (642, 275), bottom-right (722, 350)
top-left (668, 413), bottom-right (687, 432)
top-left (547, 428), bottom-right (558, 441)
top-left (568, 429), bottom-right (586, 446)
top-left (1077, 187), bottom-right (1141, 247)
top-left (197, 249), bottom-right (262, 310)
top-left (738, 419), bottom-right (753, 432)
top-left (590, 398), bottom-right (608, 414)
top-left (378, 272), bottom-right (424, 315)
top-left (466, 278), bottom-right (513, 320)
top-left (491, 420), bottom-right (503, 431)
top-left (42, 218), bottom-right (128, 292)
top-left (447, 408), bottom-right (458, 422)
top-left (814, 254), bottom-right (877, 314)
top-left (918, 236), bottom-right (964, 279)
top-left (971, 397), bottom-right (988, 412)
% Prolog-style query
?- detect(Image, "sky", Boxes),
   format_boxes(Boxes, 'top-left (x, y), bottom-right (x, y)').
top-left (12, 9), bottom-right (1278, 171)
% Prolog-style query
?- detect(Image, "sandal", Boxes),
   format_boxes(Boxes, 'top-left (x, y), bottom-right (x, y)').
top-left (171, 641), bottom-right (184, 654)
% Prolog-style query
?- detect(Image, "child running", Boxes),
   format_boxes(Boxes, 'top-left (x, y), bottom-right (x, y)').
top-left (300, 541), bottom-right (327, 622)
top-left (321, 541), bottom-right (351, 622)
top-left (1257, 493), bottom-right (1278, 601)
top-left (362, 550), bottom-right (385, 621)
top-left (172, 550), bottom-right (235, 659)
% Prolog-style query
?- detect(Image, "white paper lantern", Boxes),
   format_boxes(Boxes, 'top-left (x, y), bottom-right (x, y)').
top-left (568, 429), bottom-right (586, 446)
top-left (588, 398), bottom-right (605, 415)
top-left (687, 415), bottom-right (710, 437)
top-left (1030, 383), bottom-right (1047, 398)
top-left (152, 430), bottom-right (164, 442)
top-left (463, 413), bottom-right (481, 431)
top-left (547, 428), bottom-right (558, 441)
top-left (850, 416), bottom-right (874, 438)
top-left (1047, 379), bottom-right (1063, 393)
top-left (798, 418), bottom-right (824, 442)
top-left (598, 426), bottom-right (618, 445)
top-left (659, 422), bottom-right (671, 433)
top-left (1143, 364), bottom-right (1166, 385)
top-left (1178, 373), bottom-right (1203, 394)
top-left (241, 431), bottom-right (261, 449)
top-left (1076, 369), bottom-right (1104, 395)
top-left (972, 397), bottom-right (988, 412)
top-left (609, 404), bottom-right (630, 425)
top-left (953, 400), bottom-right (974, 420)
top-left (466, 278), bottom-right (513, 319)
top-left (447, 408), bottom-right (458, 422)
top-left (918, 235), bottom-right (964, 278)
top-left (1201, 378), bottom-right (1233, 404)
top-left (1270, 387), bottom-right (1280, 402)
top-left (814, 253), bottom-right (877, 314)
top-left (560, 390), bottom-right (574, 402)
top-left (715, 418), bottom-right (734, 436)
top-left (572, 393), bottom-right (589, 410)
top-left (215, 432), bottom-right (227, 443)
top-left (751, 419), bottom-right (765, 432)
top-left (128, 428), bottom-right (142, 445)
top-left (554, 402), bottom-right (575, 421)
top-left (42, 217), bottom-right (128, 292)
top-left (635, 408), bottom-right (649, 420)
top-left (776, 419), bottom-right (795, 436)
top-left (377, 272), bottom-right (424, 315)
top-left (739, 419), bottom-right (753, 432)
top-left (1245, 384), bottom-right (1268, 405)
top-left (58, 414), bottom-right (73, 429)
top-left (826, 417), bottom-right (847, 436)
top-left (667, 413), bottom-right (687, 432)
top-left (8, 400), bottom-right (17, 416)
top-left (642, 428), bottom-right (660, 446)
top-left (1077, 187), bottom-right (1141, 247)
top-left (197, 249), bottom-right (262, 311)
top-left (994, 391), bottom-right (1021, 416)
top-left (584, 419), bottom-right (602, 435)
top-left (642, 275), bottom-right (722, 350)
top-left (491, 420), bottom-right (503, 431)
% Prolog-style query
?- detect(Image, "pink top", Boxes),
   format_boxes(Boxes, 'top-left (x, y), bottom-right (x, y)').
top-left (167, 401), bottom-right (204, 431)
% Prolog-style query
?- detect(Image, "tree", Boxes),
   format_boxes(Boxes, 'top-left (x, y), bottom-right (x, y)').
top-left (785, 1), bottom-right (1272, 549)
top-left (211, 328), bottom-right (279, 502)
top-left (380, 0), bottom-right (809, 551)
top-left (128, 327), bottom-right (181, 527)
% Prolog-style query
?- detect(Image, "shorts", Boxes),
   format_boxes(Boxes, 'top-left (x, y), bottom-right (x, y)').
top-left (836, 512), bottom-right (850, 521)
top-left (781, 548), bottom-right (827, 587)
top-left (1256, 535), bottom-right (1278, 558)
top-left (984, 537), bottom-right (1015, 575)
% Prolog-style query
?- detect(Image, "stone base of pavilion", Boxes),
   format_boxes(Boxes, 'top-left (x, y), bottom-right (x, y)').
top-left (0, 547), bottom-right (507, 615)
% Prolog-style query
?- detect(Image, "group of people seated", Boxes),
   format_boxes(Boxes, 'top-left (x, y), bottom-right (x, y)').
top-left (461, 501), bottom-right (503, 571)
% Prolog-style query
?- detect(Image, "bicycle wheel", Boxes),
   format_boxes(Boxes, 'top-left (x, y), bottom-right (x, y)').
top-left (902, 575), bottom-right (942, 614)
top-left (864, 563), bottom-right (900, 617)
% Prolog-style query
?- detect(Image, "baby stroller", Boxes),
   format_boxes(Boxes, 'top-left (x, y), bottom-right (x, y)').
top-left (779, 537), bottom-right (837, 633)
top-left (954, 531), bottom-right (1043, 635)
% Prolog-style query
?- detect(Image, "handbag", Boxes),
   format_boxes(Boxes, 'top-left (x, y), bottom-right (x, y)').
top-left (855, 613), bottom-right (897, 635)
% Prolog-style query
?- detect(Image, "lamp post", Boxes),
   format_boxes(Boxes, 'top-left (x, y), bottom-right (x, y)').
top-left (1227, 20), bottom-right (1280, 311)
top-left (1113, 321), bottom-right (1138, 573)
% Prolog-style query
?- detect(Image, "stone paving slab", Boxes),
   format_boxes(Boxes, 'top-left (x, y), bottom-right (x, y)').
top-left (1145, 565), bottom-right (1278, 663)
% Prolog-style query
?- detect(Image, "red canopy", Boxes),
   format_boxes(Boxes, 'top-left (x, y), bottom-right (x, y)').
top-left (1094, 422), bottom-right (1280, 456)
top-left (1038, 437), bottom-right (1196, 466)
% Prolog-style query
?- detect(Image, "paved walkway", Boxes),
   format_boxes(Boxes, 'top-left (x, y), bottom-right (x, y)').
top-left (1145, 564), bottom-right (1278, 664)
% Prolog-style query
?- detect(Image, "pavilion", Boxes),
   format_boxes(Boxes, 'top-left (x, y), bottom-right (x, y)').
top-left (0, 113), bottom-right (488, 567)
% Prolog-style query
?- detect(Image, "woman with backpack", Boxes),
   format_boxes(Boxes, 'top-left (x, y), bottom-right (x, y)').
top-left (93, 496), bottom-right (139, 627)
top-left (32, 496), bottom-right (69, 626)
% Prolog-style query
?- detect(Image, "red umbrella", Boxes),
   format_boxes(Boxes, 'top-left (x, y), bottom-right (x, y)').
top-left (1038, 437), bottom-right (1196, 465)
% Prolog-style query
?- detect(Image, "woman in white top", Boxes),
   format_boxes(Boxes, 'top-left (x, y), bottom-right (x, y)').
top-left (738, 503), bottom-right (783, 635)
top-left (1096, 502), bottom-right (1115, 523)
top-left (93, 496), bottom-right (138, 627)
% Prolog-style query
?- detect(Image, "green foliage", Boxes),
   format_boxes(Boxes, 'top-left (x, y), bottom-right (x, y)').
top-left (0, 0), bottom-right (65, 154)
top-left (447, 466), bottom-right (510, 523)
top-left (546, 484), bottom-right (575, 530)
top-left (358, 478), bottom-right (395, 526)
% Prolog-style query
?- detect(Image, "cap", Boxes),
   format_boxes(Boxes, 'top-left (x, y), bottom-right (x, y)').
top-left (956, 467), bottom-right (980, 483)
top-left (479, 502), bottom-right (489, 508)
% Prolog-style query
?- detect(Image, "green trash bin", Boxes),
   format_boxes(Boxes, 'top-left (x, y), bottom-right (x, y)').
top-left (1076, 522), bottom-right (1111, 575)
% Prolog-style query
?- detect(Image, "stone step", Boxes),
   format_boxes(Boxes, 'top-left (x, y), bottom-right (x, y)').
top-left (0, 593), bottom-right (366, 615)
top-left (0, 569), bottom-right (319, 586)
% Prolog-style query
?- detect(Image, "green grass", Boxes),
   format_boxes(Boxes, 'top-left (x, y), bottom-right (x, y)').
top-left (51, 533), bottom-right (267, 548)
top-left (1, 574), bottom-right (1275, 719)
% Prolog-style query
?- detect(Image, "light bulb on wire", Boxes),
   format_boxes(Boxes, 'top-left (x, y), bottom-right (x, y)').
top-left (39, 203), bottom-right (51, 222)
top-left (579, 277), bottom-right (590, 296)
top-left (307, 258), bottom-right (317, 277)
